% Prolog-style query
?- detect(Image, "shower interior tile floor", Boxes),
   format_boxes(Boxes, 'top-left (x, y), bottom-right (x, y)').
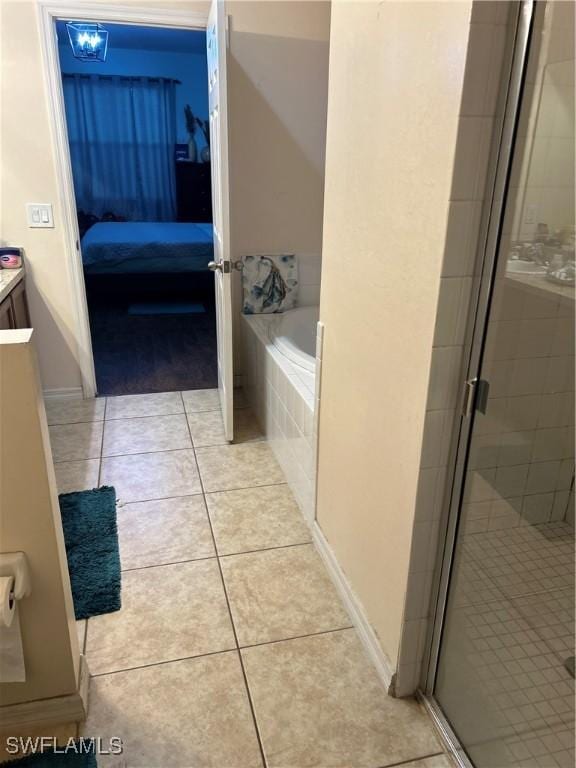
top-left (46, 389), bottom-right (450, 768)
top-left (444, 515), bottom-right (575, 768)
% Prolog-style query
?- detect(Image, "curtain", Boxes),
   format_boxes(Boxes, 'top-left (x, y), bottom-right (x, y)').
top-left (63, 74), bottom-right (177, 221)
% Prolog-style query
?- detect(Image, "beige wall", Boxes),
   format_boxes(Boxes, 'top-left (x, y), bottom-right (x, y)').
top-left (227, 0), bottom-right (329, 257)
top-left (227, 0), bottom-right (330, 367)
top-left (316, 0), bottom-right (472, 668)
top-left (1, 0), bottom-right (84, 393)
top-left (0, 0), bottom-right (329, 392)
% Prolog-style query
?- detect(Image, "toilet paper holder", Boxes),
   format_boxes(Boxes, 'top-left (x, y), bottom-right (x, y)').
top-left (0, 552), bottom-right (32, 601)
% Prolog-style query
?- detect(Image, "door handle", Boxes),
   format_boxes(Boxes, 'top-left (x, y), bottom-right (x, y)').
top-left (208, 260), bottom-right (232, 273)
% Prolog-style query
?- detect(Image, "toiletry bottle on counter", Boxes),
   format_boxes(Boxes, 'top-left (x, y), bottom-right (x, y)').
top-left (0, 248), bottom-right (23, 269)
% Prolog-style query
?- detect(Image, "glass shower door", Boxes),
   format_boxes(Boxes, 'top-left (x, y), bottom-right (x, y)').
top-left (433, 2), bottom-right (575, 766)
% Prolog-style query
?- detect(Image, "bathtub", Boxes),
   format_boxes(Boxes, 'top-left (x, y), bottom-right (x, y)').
top-left (269, 306), bottom-right (319, 373)
top-left (242, 305), bottom-right (320, 521)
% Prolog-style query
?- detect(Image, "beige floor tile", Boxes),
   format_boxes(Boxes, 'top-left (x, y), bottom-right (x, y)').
top-left (182, 388), bottom-right (220, 412)
top-left (85, 560), bottom-right (235, 674)
top-left (100, 449), bottom-right (201, 502)
top-left (242, 630), bottom-right (442, 768)
top-left (188, 408), bottom-right (263, 448)
top-left (45, 397), bottom-right (106, 426)
top-left (102, 414), bottom-right (191, 457)
top-left (196, 442), bottom-right (285, 493)
top-left (220, 544), bottom-right (350, 646)
top-left (106, 392), bottom-right (183, 420)
top-left (49, 422), bottom-right (104, 463)
top-left (54, 459), bottom-right (100, 494)
top-left (187, 409), bottom-right (228, 447)
top-left (118, 495), bottom-right (215, 570)
top-left (83, 653), bottom-right (263, 767)
top-left (402, 756), bottom-right (454, 768)
top-left (207, 484), bottom-right (310, 555)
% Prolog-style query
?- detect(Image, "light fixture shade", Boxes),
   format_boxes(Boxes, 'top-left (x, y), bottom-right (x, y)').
top-left (66, 22), bottom-right (108, 62)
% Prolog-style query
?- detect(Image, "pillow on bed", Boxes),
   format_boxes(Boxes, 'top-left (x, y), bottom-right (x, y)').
top-left (242, 254), bottom-right (298, 314)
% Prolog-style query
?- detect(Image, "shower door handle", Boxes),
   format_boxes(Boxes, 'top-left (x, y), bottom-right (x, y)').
top-left (462, 377), bottom-right (490, 417)
top-left (462, 378), bottom-right (478, 418)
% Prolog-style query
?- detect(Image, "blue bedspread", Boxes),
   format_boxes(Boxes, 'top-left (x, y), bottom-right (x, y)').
top-left (81, 222), bottom-right (214, 274)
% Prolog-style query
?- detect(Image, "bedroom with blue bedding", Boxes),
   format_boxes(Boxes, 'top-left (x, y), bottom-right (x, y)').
top-left (58, 22), bottom-right (217, 394)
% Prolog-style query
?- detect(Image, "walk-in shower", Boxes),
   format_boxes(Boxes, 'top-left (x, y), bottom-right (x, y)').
top-left (426, 2), bottom-right (575, 766)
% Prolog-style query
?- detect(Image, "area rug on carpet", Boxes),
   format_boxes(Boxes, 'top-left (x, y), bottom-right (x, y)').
top-left (59, 486), bottom-right (121, 620)
top-left (128, 300), bottom-right (205, 315)
top-left (5, 749), bottom-right (97, 767)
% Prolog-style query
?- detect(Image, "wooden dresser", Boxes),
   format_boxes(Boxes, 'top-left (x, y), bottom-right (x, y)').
top-left (175, 161), bottom-right (213, 223)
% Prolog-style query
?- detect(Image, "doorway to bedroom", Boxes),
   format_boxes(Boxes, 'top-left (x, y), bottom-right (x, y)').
top-left (57, 21), bottom-right (217, 395)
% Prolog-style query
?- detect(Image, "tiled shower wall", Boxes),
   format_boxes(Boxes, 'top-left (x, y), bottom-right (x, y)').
top-left (468, 278), bottom-right (574, 530)
top-left (471, 0), bottom-right (576, 533)
top-left (394, 2), bottom-right (511, 697)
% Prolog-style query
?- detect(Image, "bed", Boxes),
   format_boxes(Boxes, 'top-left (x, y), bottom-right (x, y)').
top-left (81, 222), bottom-right (214, 274)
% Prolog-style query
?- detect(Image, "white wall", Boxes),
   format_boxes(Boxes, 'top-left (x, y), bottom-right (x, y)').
top-left (316, 0), bottom-right (473, 677)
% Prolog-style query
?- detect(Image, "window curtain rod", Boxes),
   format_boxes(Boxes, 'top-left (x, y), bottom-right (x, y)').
top-left (62, 73), bottom-right (182, 85)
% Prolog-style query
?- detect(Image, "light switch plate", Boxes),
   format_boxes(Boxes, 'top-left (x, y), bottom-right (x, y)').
top-left (26, 203), bottom-right (54, 228)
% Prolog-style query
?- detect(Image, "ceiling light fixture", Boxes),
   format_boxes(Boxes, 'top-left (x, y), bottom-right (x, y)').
top-left (66, 22), bottom-right (109, 62)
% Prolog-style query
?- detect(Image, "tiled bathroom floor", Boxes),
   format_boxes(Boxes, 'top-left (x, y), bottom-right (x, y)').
top-left (47, 390), bottom-right (449, 768)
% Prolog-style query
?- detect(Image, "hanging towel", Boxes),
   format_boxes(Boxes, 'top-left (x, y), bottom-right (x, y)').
top-left (242, 254), bottom-right (298, 314)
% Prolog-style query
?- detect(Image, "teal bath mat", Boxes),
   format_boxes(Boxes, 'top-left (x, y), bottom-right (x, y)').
top-left (59, 487), bottom-right (121, 620)
top-left (5, 749), bottom-right (96, 767)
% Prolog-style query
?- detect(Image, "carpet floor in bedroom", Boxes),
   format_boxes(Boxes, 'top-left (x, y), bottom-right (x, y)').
top-left (87, 282), bottom-right (218, 396)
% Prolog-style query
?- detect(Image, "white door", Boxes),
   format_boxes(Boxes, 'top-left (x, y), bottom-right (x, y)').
top-left (207, 0), bottom-right (234, 440)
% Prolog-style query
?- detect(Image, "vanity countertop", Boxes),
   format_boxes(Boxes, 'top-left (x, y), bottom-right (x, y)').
top-left (506, 271), bottom-right (575, 303)
top-left (0, 268), bottom-right (24, 304)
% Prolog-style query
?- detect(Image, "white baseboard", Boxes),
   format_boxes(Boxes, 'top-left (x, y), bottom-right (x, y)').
top-left (43, 387), bottom-right (84, 401)
top-left (0, 655), bottom-right (90, 731)
top-left (312, 521), bottom-right (395, 693)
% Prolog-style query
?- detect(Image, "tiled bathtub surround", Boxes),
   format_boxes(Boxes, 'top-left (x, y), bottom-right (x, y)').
top-left (297, 252), bottom-right (323, 307)
top-left (241, 314), bottom-right (317, 522)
